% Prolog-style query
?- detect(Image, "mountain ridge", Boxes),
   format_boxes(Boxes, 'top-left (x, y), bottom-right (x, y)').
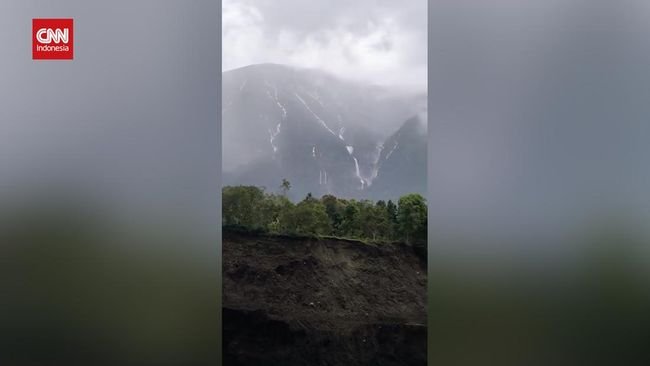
top-left (222, 63), bottom-right (426, 200)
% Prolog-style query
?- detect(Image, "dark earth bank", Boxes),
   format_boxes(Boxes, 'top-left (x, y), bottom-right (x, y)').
top-left (223, 230), bottom-right (426, 366)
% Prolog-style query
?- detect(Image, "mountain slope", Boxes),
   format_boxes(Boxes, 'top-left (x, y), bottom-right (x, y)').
top-left (367, 116), bottom-right (427, 199)
top-left (222, 63), bottom-right (426, 199)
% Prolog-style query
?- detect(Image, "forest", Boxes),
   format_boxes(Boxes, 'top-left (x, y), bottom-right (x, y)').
top-left (222, 180), bottom-right (427, 244)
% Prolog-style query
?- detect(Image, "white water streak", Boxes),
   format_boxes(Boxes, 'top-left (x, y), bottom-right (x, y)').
top-left (294, 93), bottom-right (337, 137)
top-left (265, 81), bottom-right (287, 154)
top-left (269, 123), bottom-right (281, 153)
top-left (385, 141), bottom-right (399, 160)
top-left (366, 142), bottom-right (384, 187)
top-left (352, 157), bottom-right (365, 189)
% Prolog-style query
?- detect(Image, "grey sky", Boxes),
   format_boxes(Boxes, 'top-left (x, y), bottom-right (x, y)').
top-left (223, 0), bottom-right (427, 90)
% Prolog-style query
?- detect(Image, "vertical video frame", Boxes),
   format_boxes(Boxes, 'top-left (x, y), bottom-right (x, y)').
top-left (222, 1), bottom-right (427, 365)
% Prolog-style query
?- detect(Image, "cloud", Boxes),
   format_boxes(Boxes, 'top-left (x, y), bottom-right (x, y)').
top-left (222, 0), bottom-right (427, 91)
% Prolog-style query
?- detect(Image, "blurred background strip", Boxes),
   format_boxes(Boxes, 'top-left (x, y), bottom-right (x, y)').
top-left (429, 1), bottom-right (650, 365)
top-left (0, 1), bottom-right (221, 365)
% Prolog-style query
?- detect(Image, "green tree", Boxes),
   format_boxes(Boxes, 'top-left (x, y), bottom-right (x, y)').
top-left (223, 185), bottom-right (427, 244)
top-left (396, 194), bottom-right (427, 243)
top-left (339, 201), bottom-right (361, 238)
top-left (280, 179), bottom-right (291, 196)
top-left (358, 200), bottom-right (389, 241)
top-left (303, 192), bottom-right (317, 203)
top-left (222, 186), bottom-right (267, 228)
top-left (374, 201), bottom-right (391, 240)
top-left (260, 193), bottom-right (293, 233)
top-left (321, 194), bottom-right (344, 231)
top-left (280, 200), bottom-right (331, 235)
top-left (386, 200), bottom-right (398, 239)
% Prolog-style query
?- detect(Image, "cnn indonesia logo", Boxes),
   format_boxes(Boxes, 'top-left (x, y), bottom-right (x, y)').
top-left (32, 19), bottom-right (74, 60)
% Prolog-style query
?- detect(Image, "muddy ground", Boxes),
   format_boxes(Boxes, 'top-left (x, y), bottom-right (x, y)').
top-left (223, 230), bottom-right (427, 366)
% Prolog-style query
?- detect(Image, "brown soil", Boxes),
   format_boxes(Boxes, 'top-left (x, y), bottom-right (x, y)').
top-left (223, 230), bottom-right (427, 366)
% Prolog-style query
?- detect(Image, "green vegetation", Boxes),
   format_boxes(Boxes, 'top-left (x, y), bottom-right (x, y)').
top-left (222, 181), bottom-right (427, 244)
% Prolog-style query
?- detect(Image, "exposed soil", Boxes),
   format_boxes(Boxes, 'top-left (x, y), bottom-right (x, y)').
top-left (223, 231), bottom-right (427, 366)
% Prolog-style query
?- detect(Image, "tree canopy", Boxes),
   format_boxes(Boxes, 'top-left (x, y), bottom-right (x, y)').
top-left (222, 182), bottom-right (427, 244)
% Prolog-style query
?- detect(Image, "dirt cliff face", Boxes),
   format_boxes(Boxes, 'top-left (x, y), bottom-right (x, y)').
top-left (223, 231), bottom-right (427, 366)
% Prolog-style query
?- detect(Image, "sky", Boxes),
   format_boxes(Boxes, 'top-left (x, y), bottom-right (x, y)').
top-left (222, 0), bottom-right (428, 91)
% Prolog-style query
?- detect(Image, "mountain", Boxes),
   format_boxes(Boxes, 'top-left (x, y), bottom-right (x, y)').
top-left (367, 115), bottom-right (427, 199)
top-left (222, 63), bottom-right (426, 200)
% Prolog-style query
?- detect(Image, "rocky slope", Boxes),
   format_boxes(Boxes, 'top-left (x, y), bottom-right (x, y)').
top-left (223, 230), bottom-right (427, 366)
top-left (222, 63), bottom-right (426, 200)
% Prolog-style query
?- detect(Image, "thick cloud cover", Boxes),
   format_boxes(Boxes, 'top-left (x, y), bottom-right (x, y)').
top-left (223, 0), bottom-right (427, 91)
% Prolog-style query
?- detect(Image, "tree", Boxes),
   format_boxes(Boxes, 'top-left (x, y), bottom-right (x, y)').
top-left (261, 193), bottom-right (293, 233)
top-left (280, 200), bottom-right (331, 235)
top-left (396, 194), bottom-right (427, 243)
top-left (386, 200), bottom-right (398, 239)
top-left (374, 201), bottom-right (391, 240)
top-left (358, 200), bottom-right (389, 241)
top-left (222, 186), bottom-right (267, 227)
top-left (339, 201), bottom-right (361, 238)
top-left (321, 194), bottom-right (344, 231)
top-left (280, 179), bottom-right (291, 196)
top-left (222, 185), bottom-right (427, 243)
top-left (386, 200), bottom-right (398, 222)
top-left (303, 192), bottom-right (317, 203)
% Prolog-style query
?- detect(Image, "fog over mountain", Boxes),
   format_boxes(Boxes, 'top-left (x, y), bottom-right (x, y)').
top-left (222, 63), bottom-right (426, 200)
top-left (223, 0), bottom-right (427, 90)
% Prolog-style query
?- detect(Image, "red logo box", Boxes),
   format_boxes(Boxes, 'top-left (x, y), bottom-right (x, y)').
top-left (33, 18), bottom-right (74, 60)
